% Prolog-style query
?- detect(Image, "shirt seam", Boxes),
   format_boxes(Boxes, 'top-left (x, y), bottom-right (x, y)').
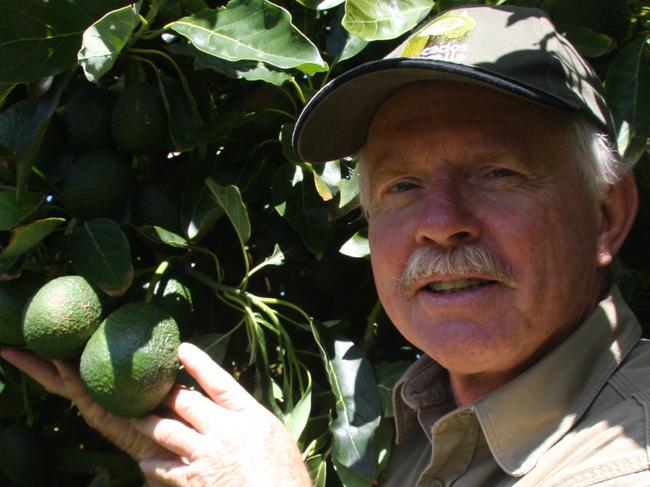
top-left (548, 453), bottom-right (649, 487)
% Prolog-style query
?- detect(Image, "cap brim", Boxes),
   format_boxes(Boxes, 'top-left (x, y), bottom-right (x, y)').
top-left (293, 58), bottom-right (582, 163)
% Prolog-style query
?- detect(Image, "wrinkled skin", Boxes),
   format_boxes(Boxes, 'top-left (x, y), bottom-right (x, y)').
top-left (363, 81), bottom-right (638, 404)
top-left (0, 343), bottom-right (312, 487)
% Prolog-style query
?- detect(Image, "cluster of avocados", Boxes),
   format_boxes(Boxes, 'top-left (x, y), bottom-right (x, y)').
top-left (0, 76), bottom-right (197, 424)
top-left (0, 274), bottom-right (183, 419)
top-left (0, 268), bottom-right (194, 484)
top-left (59, 82), bottom-right (171, 222)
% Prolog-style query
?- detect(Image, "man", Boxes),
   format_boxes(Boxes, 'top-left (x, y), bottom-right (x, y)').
top-left (0, 4), bottom-right (647, 486)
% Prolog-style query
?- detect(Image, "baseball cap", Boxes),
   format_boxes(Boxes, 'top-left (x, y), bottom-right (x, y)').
top-left (292, 5), bottom-right (615, 163)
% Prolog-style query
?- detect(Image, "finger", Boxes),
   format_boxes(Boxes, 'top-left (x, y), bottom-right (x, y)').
top-left (178, 342), bottom-right (255, 411)
top-left (139, 458), bottom-right (190, 487)
top-left (0, 348), bottom-right (67, 397)
top-left (131, 414), bottom-right (205, 459)
top-left (163, 385), bottom-right (221, 434)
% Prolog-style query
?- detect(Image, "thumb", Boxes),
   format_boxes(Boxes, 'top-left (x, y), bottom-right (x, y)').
top-left (178, 342), bottom-right (257, 411)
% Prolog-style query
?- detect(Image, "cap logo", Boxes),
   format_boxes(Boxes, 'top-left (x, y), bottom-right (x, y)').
top-left (400, 11), bottom-right (476, 63)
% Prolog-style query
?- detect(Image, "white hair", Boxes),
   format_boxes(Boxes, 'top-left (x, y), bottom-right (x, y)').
top-left (355, 115), bottom-right (625, 214)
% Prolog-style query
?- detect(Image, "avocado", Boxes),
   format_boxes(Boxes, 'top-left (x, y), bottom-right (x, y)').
top-left (79, 302), bottom-right (180, 418)
top-left (22, 275), bottom-right (104, 359)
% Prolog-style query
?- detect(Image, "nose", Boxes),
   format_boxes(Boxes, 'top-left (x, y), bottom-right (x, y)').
top-left (414, 181), bottom-right (481, 247)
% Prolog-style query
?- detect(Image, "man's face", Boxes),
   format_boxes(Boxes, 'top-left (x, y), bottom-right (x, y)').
top-left (365, 82), bottom-right (608, 379)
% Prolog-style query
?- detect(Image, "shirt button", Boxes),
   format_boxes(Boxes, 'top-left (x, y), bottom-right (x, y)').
top-left (430, 480), bottom-right (444, 487)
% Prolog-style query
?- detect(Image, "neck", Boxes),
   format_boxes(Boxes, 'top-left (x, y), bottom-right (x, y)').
top-left (449, 371), bottom-right (515, 406)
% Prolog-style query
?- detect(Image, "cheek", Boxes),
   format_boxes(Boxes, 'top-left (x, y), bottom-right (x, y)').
top-left (369, 217), bottom-right (411, 293)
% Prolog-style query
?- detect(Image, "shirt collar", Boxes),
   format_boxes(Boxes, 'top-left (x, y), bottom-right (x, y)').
top-left (392, 287), bottom-right (642, 475)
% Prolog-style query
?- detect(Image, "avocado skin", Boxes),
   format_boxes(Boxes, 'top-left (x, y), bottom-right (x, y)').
top-left (80, 302), bottom-right (180, 418)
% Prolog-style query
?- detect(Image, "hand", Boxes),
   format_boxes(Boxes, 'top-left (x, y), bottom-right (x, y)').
top-left (0, 347), bottom-right (173, 464)
top-left (132, 342), bottom-right (313, 487)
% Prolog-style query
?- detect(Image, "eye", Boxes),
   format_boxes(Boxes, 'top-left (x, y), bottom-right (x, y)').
top-left (387, 181), bottom-right (418, 193)
top-left (486, 167), bottom-right (518, 178)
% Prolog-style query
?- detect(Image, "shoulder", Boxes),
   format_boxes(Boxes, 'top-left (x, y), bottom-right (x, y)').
top-left (528, 339), bottom-right (650, 487)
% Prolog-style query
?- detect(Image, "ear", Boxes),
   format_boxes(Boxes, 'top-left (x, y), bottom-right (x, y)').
top-left (596, 171), bottom-right (639, 267)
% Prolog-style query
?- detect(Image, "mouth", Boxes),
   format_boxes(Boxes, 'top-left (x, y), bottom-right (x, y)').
top-left (427, 278), bottom-right (495, 294)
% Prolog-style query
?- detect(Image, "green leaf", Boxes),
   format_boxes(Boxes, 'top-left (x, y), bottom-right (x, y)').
top-left (16, 71), bottom-right (72, 202)
top-left (169, 0), bottom-right (327, 75)
top-left (205, 178), bottom-right (251, 244)
top-left (339, 230), bottom-right (370, 258)
top-left (283, 379), bottom-right (311, 440)
top-left (155, 69), bottom-right (203, 152)
top-left (264, 244), bottom-right (285, 267)
top-left (0, 217), bottom-right (65, 270)
top-left (339, 170), bottom-right (359, 209)
top-left (324, 336), bottom-right (382, 479)
top-left (78, 5), bottom-right (140, 83)
top-left (309, 160), bottom-right (341, 202)
top-left (373, 361), bottom-right (410, 417)
top-left (294, 0), bottom-right (345, 10)
top-left (135, 225), bottom-right (189, 249)
top-left (606, 38), bottom-right (650, 166)
top-left (0, 83), bottom-right (15, 108)
top-left (559, 24), bottom-right (614, 58)
top-left (192, 49), bottom-right (293, 86)
top-left (181, 176), bottom-right (225, 241)
top-left (0, 0), bottom-right (92, 83)
top-left (68, 218), bottom-right (134, 297)
top-left (307, 455), bottom-right (327, 487)
top-left (271, 163), bottom-right (335, 258)
top-left (0, 189), bottom-right (42, 230)
top-left (343, 0), bottom-right (433, 41)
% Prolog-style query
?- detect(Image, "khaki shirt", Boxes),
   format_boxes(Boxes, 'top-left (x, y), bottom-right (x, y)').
top-left (381, 288), bottom-right (650, 486)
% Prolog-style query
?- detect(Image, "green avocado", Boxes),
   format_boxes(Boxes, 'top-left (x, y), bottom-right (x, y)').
top-left (22, 275), bottom-right (104, 359)
top-left (79, 302), bottom-right (180, 418)
top-left (111, 83), bottom-right (169, 154)
top-left (62, 148), bottom-right (134, 219)
top-left (61, 88), bottom-right (116, 153)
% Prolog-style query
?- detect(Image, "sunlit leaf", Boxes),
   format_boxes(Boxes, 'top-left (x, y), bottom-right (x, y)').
top-left (205, 178), bottom-right (251, 244)
top-left (0, 217), bottom-right (64, 270)
top-left (606, 38), bottom-right (650, 166)
top-left (78, 5), bottom-right (140, 83)
top-left (340, 231), bottom-right (369, 258)
top-left (326, 337), bottom-right (382, 479)
top-left (192, 49), bottom-right (293, 86)
top-left (284, 378), bottom-right (311, 440)
top-left (169, 0), bottom-right (327, 75)
top-left (343, 0), bottom-right (433, 41)
top-left (135, 225), bottom-right (189, 249)
top-left (181, 176), bottom-right (225, 241)
top-left (68, 218), bottom-right (134, 296)
top-left (294, 0), bottom-right (344, 10)
top-left (271, 163), bottom-right (334, 258)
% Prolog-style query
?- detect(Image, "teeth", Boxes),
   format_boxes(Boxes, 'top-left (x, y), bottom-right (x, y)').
top-left (428, 278), bottom-right (491, 293)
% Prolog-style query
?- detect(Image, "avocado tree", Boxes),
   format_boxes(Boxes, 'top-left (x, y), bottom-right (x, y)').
top-left (0, 0), bottom-right (648, 485)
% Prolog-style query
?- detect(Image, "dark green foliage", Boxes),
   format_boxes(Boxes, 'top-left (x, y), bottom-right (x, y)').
top-left (0, 422), bottom-right (56, 486)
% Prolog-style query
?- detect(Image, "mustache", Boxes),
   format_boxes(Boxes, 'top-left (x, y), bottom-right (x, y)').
top-left (398, 244), bottom-right (516, 297)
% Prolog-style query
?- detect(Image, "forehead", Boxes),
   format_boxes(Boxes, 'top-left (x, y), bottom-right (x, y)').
top-left (363, 81), bottom-right (574, 170)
